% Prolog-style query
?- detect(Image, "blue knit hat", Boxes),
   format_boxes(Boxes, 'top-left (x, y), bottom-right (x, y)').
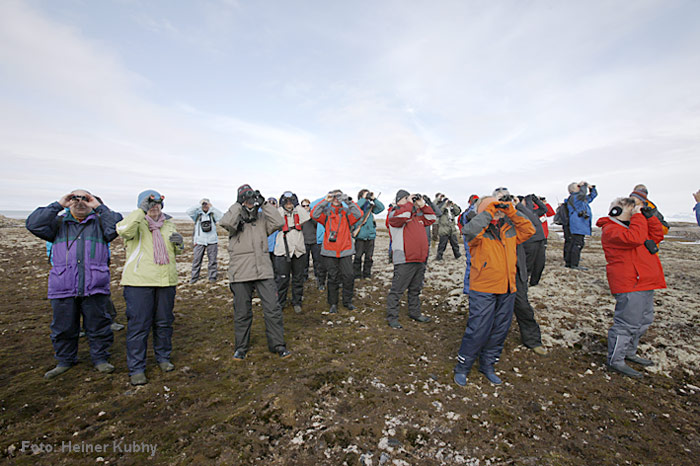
top-left (137, 189), bottom-right (163, 208)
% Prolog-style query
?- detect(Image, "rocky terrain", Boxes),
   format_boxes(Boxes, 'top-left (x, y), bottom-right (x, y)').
top-left (1, 216), bottom-right (699, 465)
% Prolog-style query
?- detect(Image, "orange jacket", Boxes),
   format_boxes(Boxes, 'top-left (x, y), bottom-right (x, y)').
top-left (311, 200), bottom-right (361, 258)
top-left (465, 203), bottom-right (535, 294)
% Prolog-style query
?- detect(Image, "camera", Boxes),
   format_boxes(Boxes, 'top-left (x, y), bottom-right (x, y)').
top-left (577, 211), bottom-right (590, 219)
top-left (328, 230), bottom-right (338, 242)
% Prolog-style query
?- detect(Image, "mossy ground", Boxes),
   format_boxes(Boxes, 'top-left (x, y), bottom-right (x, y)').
top-left (1, 220), bottom-right (699, 465)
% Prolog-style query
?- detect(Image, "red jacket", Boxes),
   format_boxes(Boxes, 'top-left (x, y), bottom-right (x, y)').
top-left (596, 213), bottom-right (666, 294)
top-left (541, 202), bottom-right (555, 238)
top-left (387, 203), bottom-right (437, 264)
top-left (311, 200), bottom-right (361, 258)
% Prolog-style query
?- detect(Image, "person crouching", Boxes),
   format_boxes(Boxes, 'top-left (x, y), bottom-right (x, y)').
top-left (597, 197), bottom-right (666, 378)
top-left (453, 196), bottom-right (535, 386)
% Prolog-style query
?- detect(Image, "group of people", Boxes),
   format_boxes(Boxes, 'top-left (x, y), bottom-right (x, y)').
top-left (25, 181), bottom-right (685, 386)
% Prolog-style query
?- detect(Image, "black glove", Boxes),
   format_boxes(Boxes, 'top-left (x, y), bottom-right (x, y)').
top-left (254, 190), bottom-right (265, 206)
top-left (169, 232), bottom-right (184, 246)
top-left (640, 206), bottom-right (655, 219)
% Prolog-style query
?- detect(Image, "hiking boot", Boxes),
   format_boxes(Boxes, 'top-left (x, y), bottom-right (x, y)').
top-left (130, 372), bottom-right (148, 386)
top-left (159, 361), bottom-right (175, 372)
top-left (344, 304), bottom-right (357, 311)
top-left (233, 349), bottom-right (247, 361)
top-left (95, 362), bottom-right (115, 374)
top-left (44, 365), bottom-right (71, 379)
top-left (388, 321), bottom-right (403, 329)
top-left (329, 304), bottom-right (338, 314)
top-left (409, 315), bottom-right (431, 323)
top-left (293, 305), bottom-right (302, 314)
top-left (479, 368), bottom-right (502, 385)
top-left (454, 372), bottom-right (468, 387)
top-left (110, 322), bottom-right (125, 331)
top-left (531, 345), bottom-right (548, 356)
top-left (625, 355), bottom-right (654, 367)
top-left (277, 348), bottom-right (292, 359)
top-left (607, 362), bottom-right (643, 379)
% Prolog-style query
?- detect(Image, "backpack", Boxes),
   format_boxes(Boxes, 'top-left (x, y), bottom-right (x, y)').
top-left (553, 198), bottom-right (571, 226)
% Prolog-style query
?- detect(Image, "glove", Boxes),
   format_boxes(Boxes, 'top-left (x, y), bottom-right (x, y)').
top-left (169, 232), bottom-right (184, 246)
top-left (640, 206), bottom-right (655, 219)
top-left (139, 196), bottom-right (156, 213)
top-left (254, 190), bottom-right (265, 206)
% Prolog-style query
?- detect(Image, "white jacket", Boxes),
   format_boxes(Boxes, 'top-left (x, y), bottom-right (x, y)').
top-left (187, 205), bottom-right (223, 245)
top-left (274, 206), bottom-right (310, 258)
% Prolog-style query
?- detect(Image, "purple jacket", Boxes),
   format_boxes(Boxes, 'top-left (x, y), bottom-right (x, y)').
top-left (26, 202), bottom-right (122, 299)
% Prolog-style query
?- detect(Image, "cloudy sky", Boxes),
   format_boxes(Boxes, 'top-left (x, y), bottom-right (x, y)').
top-left (1, 0), bottom-right (699, 220)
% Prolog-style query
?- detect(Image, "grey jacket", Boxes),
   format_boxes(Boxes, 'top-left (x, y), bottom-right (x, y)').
top-left (220, 202), bottom-right (284, 283)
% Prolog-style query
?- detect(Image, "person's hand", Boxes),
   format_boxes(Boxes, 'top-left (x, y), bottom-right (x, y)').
top-left (640, 206), bottom-right (655, 219)
top-left (139, 195), bottom-right (157, 213)
top-left (169, 232), bottom-right (184, 246)
top-left (632, 204), bottom-right (643, 215)
top-left (325, 192), bottom-right (335, 202)
top-left (85, 194), bottom-right (101, 209)
top-left (414, 195), bottom-right (425, 208)
top-left (254, 191), bottom-right (265, 206)
top-left (500, 201), bottom-right (517, 216)
top-left (693, 190), bottom-right (700, 203)
top-left (58, 193), bottom-right (73, 208)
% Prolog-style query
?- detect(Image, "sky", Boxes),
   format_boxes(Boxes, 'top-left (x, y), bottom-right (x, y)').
top-left (1, 0), bottom-right (699, 220)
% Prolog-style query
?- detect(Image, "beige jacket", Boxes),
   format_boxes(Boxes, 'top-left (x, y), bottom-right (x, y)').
top-left (273, 206), bottom-right (310, 258)
top-left (219, 202), bottom-right (283, 282)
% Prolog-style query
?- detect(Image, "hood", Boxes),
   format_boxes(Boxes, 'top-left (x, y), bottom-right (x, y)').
top-left (596, 217), bottom-right (614, 228)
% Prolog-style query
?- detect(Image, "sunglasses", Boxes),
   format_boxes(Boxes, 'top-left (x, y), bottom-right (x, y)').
top-left (301, 204), bottom-right (310, 207)
top-left (71, 195), bottom-right (89, 202)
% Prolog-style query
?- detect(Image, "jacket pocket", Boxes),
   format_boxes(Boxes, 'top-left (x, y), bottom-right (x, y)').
top-left (49, 266), bottom-right (75, 295)
top-left (87, 264), bottom-right (111, 292)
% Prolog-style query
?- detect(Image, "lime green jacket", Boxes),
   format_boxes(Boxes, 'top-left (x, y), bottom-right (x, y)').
top-left (117, 209), bottom-right (183, 287)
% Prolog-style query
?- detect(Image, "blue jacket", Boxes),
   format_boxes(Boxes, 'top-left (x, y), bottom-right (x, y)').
top-left (310, 197), bottom-right (326, 244)
top-left (695, 202), bottom-right (700, 227)
top-left (187, 205), bottom-right (222, 245)
top-left (27, 202), bottom-right (122, 299)
top-left (354, 198), bottom-right (385, 240)
top-left (567, 186), bottom-right (598, 235)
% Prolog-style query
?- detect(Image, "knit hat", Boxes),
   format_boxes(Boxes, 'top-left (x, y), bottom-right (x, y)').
top-left (237, 184), bottom-right (254, 204)
top-left (137, 189), bottom-right (163, 208)
top-left (630, 189), bottom-right (648, 202)
top-left (468, 194), bottom-right (479, 204)
top-left (396, 189), bottom-right (410, 204)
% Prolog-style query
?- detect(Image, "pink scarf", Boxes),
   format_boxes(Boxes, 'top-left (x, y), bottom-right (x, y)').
top-left (146, 214), bottom-right (170, 265)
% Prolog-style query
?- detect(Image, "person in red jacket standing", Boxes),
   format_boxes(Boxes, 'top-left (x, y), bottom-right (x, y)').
top-left (385, 190), bottom-right (437, 329)
top-left (311, 189), bottom-right (362, 314)
top-left (596, 197), bottom-right (666, 379)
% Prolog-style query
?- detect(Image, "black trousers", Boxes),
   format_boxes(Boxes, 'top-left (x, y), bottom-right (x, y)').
top-left (303, 242), bottom-right (315, 280)
top-left (563, 225), bottom-right (585, 267)
top-left (310, 243), bottom-right (327, 284)
top-left (230, 279), bottom-right (285, 353)
top-left (353, 238), bottom-right (375, 278)
top-left (386, 262), bottom-right (426, 323)
top-left (513, 273), bottom-right (542, 348)
top-left (436, 234), bottom-right (461, 259)
top-left (325, 256), bottom-right (354, 306)
top-left (523, 239), bottom-right (546, 286)
top-left (275, 254), bottom-right (306, 307)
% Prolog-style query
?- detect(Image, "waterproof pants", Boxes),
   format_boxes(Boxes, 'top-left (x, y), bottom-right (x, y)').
top-left (303, 242), bottom-right (316, 280)
top-left (191, 243), bottom-right (218, 282)
top-left (462, 236), bottom-right (471, 294)
top-left (386, 262), bottom-right (427, 324)
top-left (124, 286), bottom-right (175, 375)
top-left (607, 290), bottom-right (654, 365)
top-left (563, 225), bottom-right (585, 267)
top-left (325, 256), bottom-right (354, 306)
top-left (230, 279), bottom-right (285, 353)
top-left (274, 254), bottom-right (306, 308)
top-left (353, 238), bottom-right (375, 278)
top-left (50, 294), bottom-right (114, 366)
top-left (436, 234), bottom-right (461, 260)
top-left (513, 273), bottom-right (542, 348)
top-left (311, 243), bottom-right (327, 285)
top-left (523, 239), bottom-right (546, 286)
top-left (455, 290), bottom-right (516, 374)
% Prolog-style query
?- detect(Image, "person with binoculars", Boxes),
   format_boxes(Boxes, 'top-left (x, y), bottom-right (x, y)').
top-left (563, 181), bottom-right (598, 270)
top-left (311, 189), bottom-right (362, 314)
top-left (219, 184), bottom-right (291, 361)
top-left (385, 190), bottom-right (437, 329)
top-left (353, 189), bottom-right (385, 280)
top-left (187, 198), bottom-right (222, 284)
top-left (596, 197), bottom-right (666, 379)
top-left (26, 190), bottom-right (123, 380)
top-left (453, 195), bottom-right (535, 386)
top-left (117, 190), bottom-right (184, 385)
top-left (435, 195), bottom-right (462, 261)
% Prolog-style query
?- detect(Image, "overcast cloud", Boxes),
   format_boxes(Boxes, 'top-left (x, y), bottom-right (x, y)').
top-left (1, 0), bottom-right (699, 220)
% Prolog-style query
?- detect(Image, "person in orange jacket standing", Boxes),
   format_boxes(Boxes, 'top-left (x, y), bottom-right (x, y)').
top-left (453, 196), bottom-right (535, 386)
top-left (311, 189), bottom-right (362, 314)
top-left (597, 197), bottom-right (666, 378)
